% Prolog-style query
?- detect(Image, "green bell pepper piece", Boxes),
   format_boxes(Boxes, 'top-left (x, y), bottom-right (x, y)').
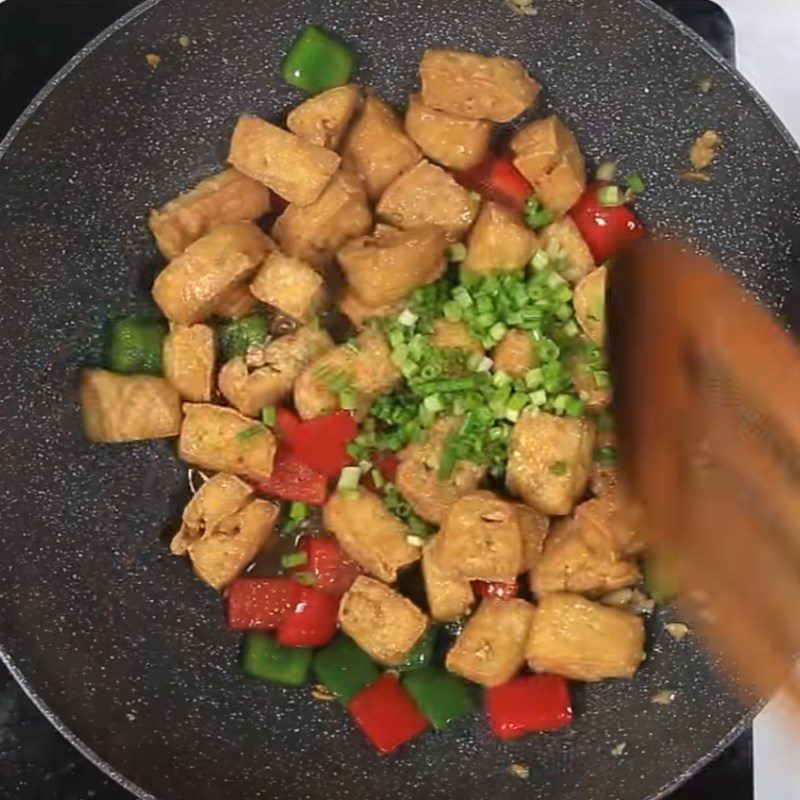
top-left (107, 316), bottom-right (167, 375)
top-left (397, 625), bottom-right (437, 673)
top-left (403, 667), bottom-right (475, 731)
top-left (644, 552), bottom-right (678, 603)
top-left (281, 25), bottom-right (354, 94)
top-left (242, 633), bottom-right (311, 686)
top-left (218, 314), bottom-right (269, 362)
top-left (312, 635), bottom-right (379, 702)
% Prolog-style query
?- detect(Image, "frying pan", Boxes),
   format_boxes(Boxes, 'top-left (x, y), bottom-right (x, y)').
top-left (0, 0), bottom-right (799, 798)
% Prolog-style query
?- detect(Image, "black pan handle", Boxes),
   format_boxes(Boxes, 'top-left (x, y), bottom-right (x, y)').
top-left (652, 0), bottom-right (736, 64)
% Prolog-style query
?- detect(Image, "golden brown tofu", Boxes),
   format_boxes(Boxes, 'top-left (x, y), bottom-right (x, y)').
top-left (405, 93), bottom-right (492, 171)
top-left (342, 94), bottom-right (422, 199)
top-left (272, 170), bottom-right (372, 268)
top-left (573, 266), bottom-right (606, 346)
top-left (250, 251), bottom-right (325, 323)
top-left (506, 411), bottom-right (595, 515)
top-left (152, 223), bottom-right (272, 324)
top-left (294, 328), bottom-right (400, 419)
top-left (396, 418), bottom-right (486, 525)
top-left (339, 576), bottom-right (429, 666)
top-left (462, 202), bottom-right (539, 274)
top-left (148, 168), bottom-right (271, 260)
top-left (228, 116), bottom-right (340, 206)
top-left (323, 487), bottom-right (420, 582)
top-left (338, 224), bottom-right (447, 308)
top-left (446, 598), bottom-right (534, 686)
top-left (218, 327), bottom-right (334, 417)
top-left (286, 84), bottom-right (362, 150)
top-left (376, 160), bottom-right (479, 241)
top-left (419, 50), bottom-right (540, 123)
top-left (517, 504), bottom-right (550, 571)
top-left (81, 370), bottom-right (182, 443)
top-left (421, 535), bottom-right (475, 622)
top-left (430, 320), bottom-right (482, 353)
top-left (188, 499), bottom-right (278, 590)
top-left (178, 403), bottom-right (276, 481)
top-left (437, 491), bottom-right (525, 581)
top-left (214, 282), bottom-right (258, 319)
top-left (511, 116), bottom-right (585, 216)
top-left (170, 473), bottom-right (252, 555)
top-left (526, 593), bottom-right (645, 681)
top-left (532, 517), bottom-right (640, 597)
top-left (338, 289), bottom-right (400, 329)
top-left (492, 329), bottom-right (537, 377)
top-left (574, 491), bottom-right (646, 558)
top-left (539, 217), bottom-right (595, 284)
top-left (162, 324), bottom-right (216, 402)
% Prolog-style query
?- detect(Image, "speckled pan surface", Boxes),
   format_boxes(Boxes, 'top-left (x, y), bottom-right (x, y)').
top-left (0, 0), bottom-right (799, 799)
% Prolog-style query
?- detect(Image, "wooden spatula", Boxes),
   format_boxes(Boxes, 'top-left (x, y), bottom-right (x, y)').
top-left (607, 239), bottom-right (800, 708)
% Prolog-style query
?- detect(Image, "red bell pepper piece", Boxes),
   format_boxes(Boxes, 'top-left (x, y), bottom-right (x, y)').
top-left (276, 408), bottom-right (358, 478)
top-left (276, 583), bottom-right (340, 648)
top-left (348, 673), bottom-right (429, 754)
top-left (487, 674), bottom-right (573, 740)
top-left (471, 579), bottom-right (520, 600)
top-left (293, 537), bottom-right (361, 596)
top-left (458, 154), bottom-right (532, 210)
top-left (255, 447), bottom-right (328, 506)
top-left (226, 577), bottom-right (295, 631)
top-left (568, 182), bottom-right (645, 263)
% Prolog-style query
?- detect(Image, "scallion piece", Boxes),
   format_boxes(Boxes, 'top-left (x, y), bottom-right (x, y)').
top-left (492, 370), bottom-right (511, 389)
top-left (261, 407), bottom-right (276, 426)
top-left (447, 243), bottom-right (467, 263)
top-left (598, 185), bottom-right (622, 207)
top-left (443, 301), bottom-right (463, 322)
top-left (594, 445), bottom-right (618, 464)
top-left (337, 466), bottom-right (361, 493)
top-left (531, 250), bottom-right (550, 271)
top-left (625, 172), bottom-right (645, 195)
top-left (236, 424), bottom-right (264, 442)
top-left (281, 551), bottom-right (309, 569)
top-left (294, 571), bottom-right (316, 586)
top-left (523, 195), bottom-right (555, 230)
top-left (339, 387), bottom-right (359, 410)
top-left (398, 309), bottom-right (418, 327)
top-left (489, 321), bottom-right (507, 342)
top-left (524, 367), bottom-right (543, 389)
top-left (530, 389), bottom-right (547, 406)
top-left (289, 501), bottom-right (308, 521)
top-left (423, 394), bottom-right (444, 413)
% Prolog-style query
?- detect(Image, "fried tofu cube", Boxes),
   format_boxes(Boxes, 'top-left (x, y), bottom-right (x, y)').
top-left (539, 216), bottom-right (595, 285)
top-left (573, 266), bottom-right (606, 346)
top-left (81, 370), bottom-right (182, 443)
top-left (396, 418), bottom-right (487, 524)
top-left (437, 491), bottom-right (525, 582)
top-left (323, 487), bottom-right (420, 583)
top-left (338, 224), bottom-right (447, 308)
top-left (492, 329), bottom-right (537, 377)
top-left (531, 517), bottom-right (640, 597)
top-left (339, 576), bottom-right (429, 666)
top-left (573, 491), bottom-right (646, 558)
top-left (228, 116), bottom-right (340, 206)
top-left (188, 498), bottom-right (278, 590)
top-left (286, 84), bottom-right (362, 150)
top-left (272, 170), bottom-right (372, 268)
top-left (421, 535), bottom-right (475, 622)
top-left (430, 320), bottom-right (482, 353)
top-left (214, 282), bottom-right (258, 319)
top-left (506, 411), bottom-right (595, 515)
top-left (462, 202), bottom-right (539, 274)
top-left (342, 94), bottom-right (422, 199)
top-left (517, 504), bottom-right (549, 571)
top-left (148, 168), bottom-right (271, 260)
top-left (526, 593), bottom-right (645, 681)
top-left (405, 93), bottom-right (492, 171)
top-left (170, 472), bottom-right (253, 555)
top-left (219, 327), bottom-right (334, 417)
top-left (419, 50), bottom-right (540, 123)
top-left (511, 116), bottom-right (585, 216)
top-left (178, 403), bottom-right (276, 481)
top-left (376, 160), bottom-right (479, 240)
top-left (163, 324), bottom-right (216, 402)
top-left (294, 328), bottom-right (400, 420)
top-left (152, 222), bottom-right (273, 324)
top-left (338, 289), bottom-right (400, 329)
top-left (250, 251), bottom-right (325, 323)
top-left (446, 598), bottom-right (534, 686)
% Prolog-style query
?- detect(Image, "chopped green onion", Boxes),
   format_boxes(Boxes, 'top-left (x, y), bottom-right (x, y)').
top-left (565, 396), bottom-right (585, 418)
top-left (598, 185), bottom-right (623, 207)
top-left (443, 300), bottom-right (463, 322)
top-left (294, 571), bottom-right (316, 586)
top-left (523, 195), bottom-right (555, 230)
top-left (562, 319), bottom-right (580, 338)
top-left (594, 370), bottom-right (611, 389)
top-left (337, 466), bottom-right (361, 493)
top-left (489, 321), bottom-right (507, 342)
top-left (625, 172), bottom-right (645, 195)
top-left (281, 551), bottom-right (309, 569)
top-left (261, 407), bottom-right (276, 426)
top-left (339, 387), bottom-right (359, 410)
top-left (447, 243), bottom-right (467, 263)
top-left (398, 309), bottom-right (418, 327)
top-left (524, 367), bottom-right (543, 388)
top-left (531, 250), bottom-right (550, 271)
top-left (370, 468), bottom-right (385, 489)
top-left (492, 370), bottom-right (511, 388)
top-left (529, 389), bottom-right (547, 406)
top-left (453, 286), bottom-right (473, 308)
top-left (406, 535), bottom-right (424, 548)
top-left (236, 424), bottom-right (264, 442)
top-left (289, 501), bottom-right (308, 521)
top-left (594, 445), bottom-right (618, 464)
top-left (595, 161), bottom-right (617, 183)
top-left (423, 394), bottom-right (444, 413)
top-left (549, 460), bottom-right (568, 476)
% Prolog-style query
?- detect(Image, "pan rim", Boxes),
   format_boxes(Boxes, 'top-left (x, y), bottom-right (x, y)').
top-left (0, 0), bottom-right (782, 797)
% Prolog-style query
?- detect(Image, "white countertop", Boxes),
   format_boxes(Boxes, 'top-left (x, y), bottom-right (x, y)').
top-left (716, 1), bottom-right (800, 797)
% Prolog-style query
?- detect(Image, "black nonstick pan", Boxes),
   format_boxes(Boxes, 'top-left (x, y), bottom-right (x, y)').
top-left (1, 1), bottom-right (799, 799)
